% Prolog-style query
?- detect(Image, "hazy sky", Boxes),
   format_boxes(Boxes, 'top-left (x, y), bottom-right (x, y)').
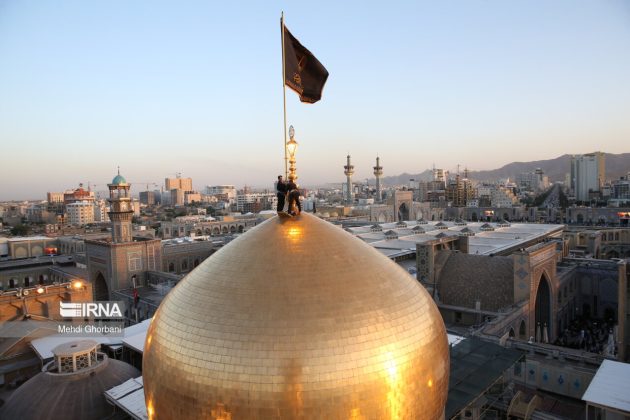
top-left (1, 1), bottom-right (629, 200)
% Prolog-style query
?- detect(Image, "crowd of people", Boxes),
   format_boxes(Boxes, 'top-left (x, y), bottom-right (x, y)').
top-left (554, 316), bottom-right (617, 356)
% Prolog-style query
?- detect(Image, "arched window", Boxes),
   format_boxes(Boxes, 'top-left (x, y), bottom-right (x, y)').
top-left (24, 277), bottom-right (31, 287)
top-left (9, 278), bottom-right (17, 288)
top-left (168, 262), bottom-right (175, 272)
top-left (182, 260), bottom-right (188, 271)
top-left (39, 275), bottom-right (45, 285)
top-left (193, 258), bottom-right (200, 268)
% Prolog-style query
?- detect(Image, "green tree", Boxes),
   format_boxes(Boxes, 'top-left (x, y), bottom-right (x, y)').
top-left (11, 224), bottom-right (30, 236)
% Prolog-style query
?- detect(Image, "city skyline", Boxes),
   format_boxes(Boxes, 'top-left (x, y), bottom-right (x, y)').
top-left (1, 1), bottom-right (630, 200)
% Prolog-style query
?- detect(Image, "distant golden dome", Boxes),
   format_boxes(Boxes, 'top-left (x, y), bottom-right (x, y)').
top-left (143, 213), bottom-right (449, 419)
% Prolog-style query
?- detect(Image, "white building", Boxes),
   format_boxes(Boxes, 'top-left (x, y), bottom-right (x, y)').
top-left (478, 185), bottom-right (517, 208)
top-left (571, 152), bottom-right (605, 201)
top-left (205, 185), bottom-right (236, 200)
top-left (236, 192), bottom-right (277, 213)
top-left (94, 200), bottom-right (110, 222)
top-left (516, 168), bottom-right (550, 192)
top-left (491, 187), bottom-right (518, 208)
top-left (66, 201), bottom-right (95, 226)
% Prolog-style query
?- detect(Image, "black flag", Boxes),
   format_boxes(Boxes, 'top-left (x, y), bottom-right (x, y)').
top-left (283, 24), bottom-right (329, 104)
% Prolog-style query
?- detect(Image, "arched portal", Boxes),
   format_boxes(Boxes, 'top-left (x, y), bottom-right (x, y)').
top-left (535, 274), bottom-right (552, 341)
top-left (398, 203), bottom-right (409, 222)
top-left (509, 328), bottom-right (515, 338)
top-left (471, 212), bottom-right (478, 222)
top-left (238, 225), bottom-right (244, 233)
top-left (94, 272), bottom-right (109, 301)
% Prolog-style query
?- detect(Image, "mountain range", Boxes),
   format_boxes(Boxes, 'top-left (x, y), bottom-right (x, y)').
top-left (379, 153), bottom-right (630, 186)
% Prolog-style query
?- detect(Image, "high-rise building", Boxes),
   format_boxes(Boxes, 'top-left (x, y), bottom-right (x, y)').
top-left (205, 185), bottom-right (236, 201)
top-left (139, 191), bottom-right (155, 206)
top-left (612, 174), bottom-right (630, 200)
top-left (516, 168), bottom-right (550, 192)
top-left (165, 176), bottom-right (193, 192)
top-left (170, 188), bottom-right (185, 206)
top-left (446, 174), bottom-right (475, 207)
top-left (93, 199), bottom-right (110, 222)
top-left (66, 201), bottom-right (95, 226)
top-left (571, 152), bottom-right (605, 201)
top-left (46, 192), bottom-right (64, 204)
top-left (235, 192), bottom-right (277, 213)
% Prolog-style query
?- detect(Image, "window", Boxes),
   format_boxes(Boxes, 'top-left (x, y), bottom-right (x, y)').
top-left (168, 262), bottom-right (175, 272)
top-left (147, 246), bottom-right (156, 271)
top-left (128, 252), bottom-right (142, 271)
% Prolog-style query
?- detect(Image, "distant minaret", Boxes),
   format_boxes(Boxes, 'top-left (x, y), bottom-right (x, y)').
top-left (373, 156), bottom-right (383, 202)
top-left (108, 168), bottom-right (133, 243)
top-left (343, 155), bottom-right (354, 204)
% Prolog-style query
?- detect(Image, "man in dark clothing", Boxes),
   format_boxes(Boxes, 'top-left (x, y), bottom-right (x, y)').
top-left (287, 180), bottom-right (302, 216)
top-left (276, 175), bottom-right (287, 212)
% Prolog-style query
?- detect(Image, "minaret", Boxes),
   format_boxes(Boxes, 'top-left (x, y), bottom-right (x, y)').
top-left (343, 155), bottom-right (354, 204)
top-left (373, 156), bottom-right (383, 202)
top-left (107, 168), bottom-right (133, 243)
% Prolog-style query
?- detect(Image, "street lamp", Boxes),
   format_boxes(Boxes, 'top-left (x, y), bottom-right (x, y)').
top-left (287, 125), bottom-right (298, 181)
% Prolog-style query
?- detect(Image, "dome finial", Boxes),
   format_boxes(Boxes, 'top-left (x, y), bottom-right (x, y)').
top-left (117, 166), bottom-right (120, 176)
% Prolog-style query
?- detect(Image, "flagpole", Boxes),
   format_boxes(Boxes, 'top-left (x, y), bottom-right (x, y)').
top-left (281, 12), bottom-right (288, 179)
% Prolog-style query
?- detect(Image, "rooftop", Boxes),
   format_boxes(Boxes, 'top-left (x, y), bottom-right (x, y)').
top-left (582, 359), bottom-right (630, 413)
top-left (346, 220), bottom-right (563, 257)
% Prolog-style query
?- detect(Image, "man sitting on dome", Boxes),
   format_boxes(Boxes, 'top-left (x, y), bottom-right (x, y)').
top-left (276, 175), bottom-right (288, 212)
top-left (287, 179), bottom-right (301, 216)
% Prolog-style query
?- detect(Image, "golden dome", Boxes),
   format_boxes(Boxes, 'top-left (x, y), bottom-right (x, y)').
top-left (143, 213), bottom-right (449, 419)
